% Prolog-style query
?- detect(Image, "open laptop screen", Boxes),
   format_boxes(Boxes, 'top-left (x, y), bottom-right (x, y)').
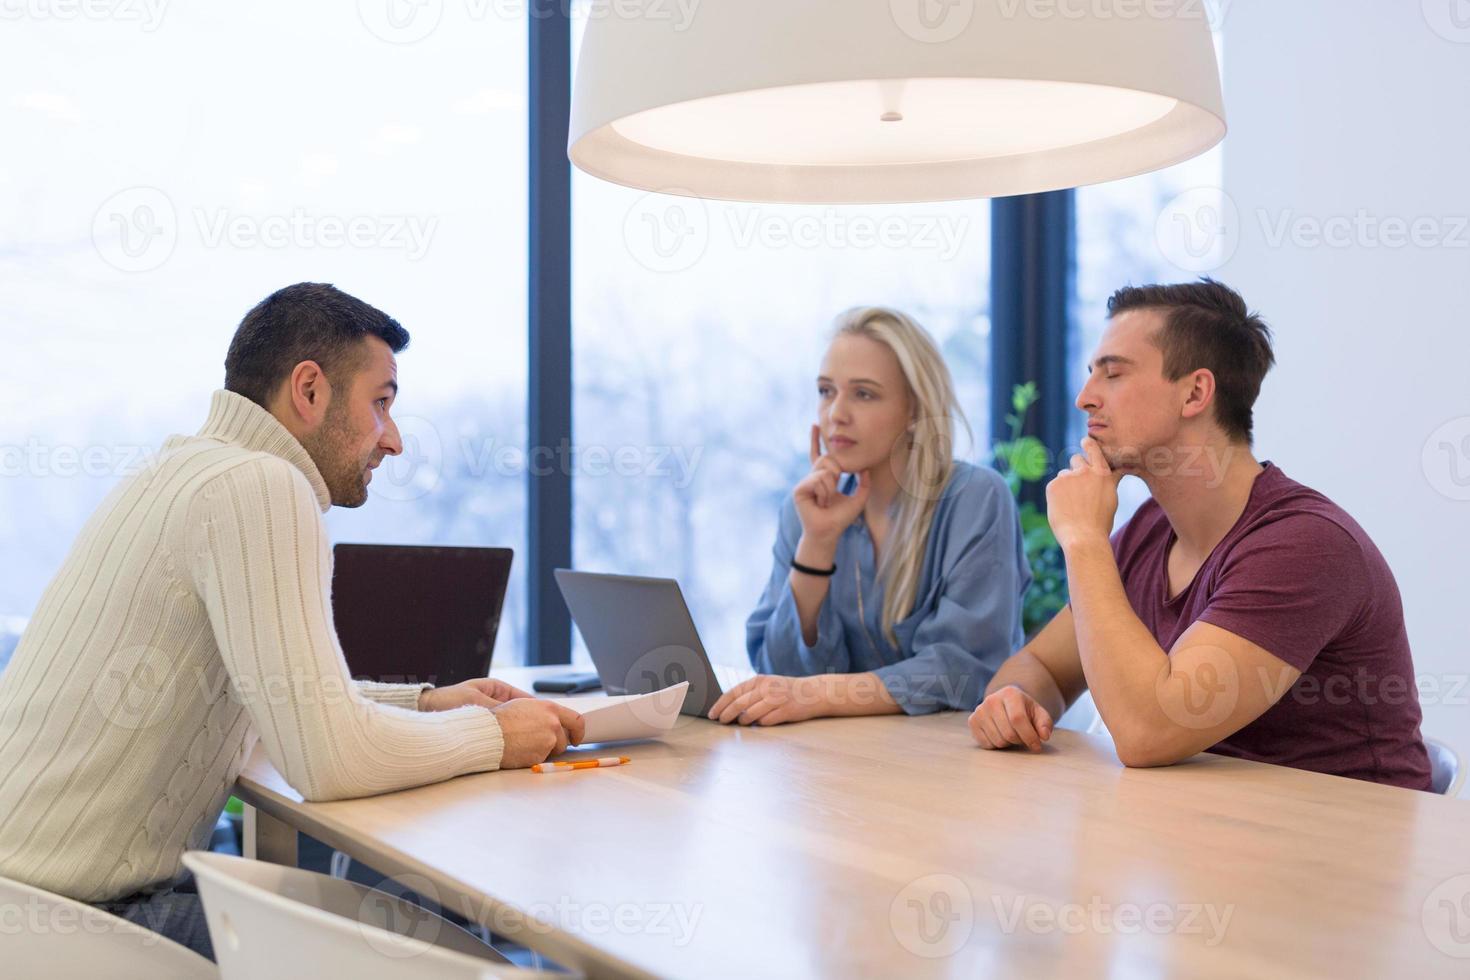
top-left (332, 544), bottom-right (512, 687)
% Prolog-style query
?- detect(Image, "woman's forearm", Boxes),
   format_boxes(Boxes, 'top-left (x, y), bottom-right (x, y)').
top-left (789, 533), bottom-right (839, 646)
top-left (795, 672), bottom-right (902, 719)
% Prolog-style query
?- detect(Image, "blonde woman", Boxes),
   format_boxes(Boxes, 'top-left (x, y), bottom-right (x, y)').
top-left (709, 307), bottom-right (1031, 726)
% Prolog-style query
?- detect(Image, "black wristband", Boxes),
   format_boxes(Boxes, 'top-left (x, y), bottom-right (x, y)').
top-left (790, 559), bottom-right (837, 577)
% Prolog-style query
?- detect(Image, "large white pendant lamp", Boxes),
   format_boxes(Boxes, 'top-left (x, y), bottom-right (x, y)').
top-left (569, 1), bottom-right (1225, 203)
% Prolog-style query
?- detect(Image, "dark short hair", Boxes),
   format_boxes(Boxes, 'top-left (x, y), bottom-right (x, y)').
top-left (224, 283), bottom-right (410, 408)
top-left (1107, 278), bottom-right (1274, 445)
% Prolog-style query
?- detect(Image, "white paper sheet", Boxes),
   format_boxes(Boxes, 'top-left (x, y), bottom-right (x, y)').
top-left (545, 682), bottom-right (689, 744)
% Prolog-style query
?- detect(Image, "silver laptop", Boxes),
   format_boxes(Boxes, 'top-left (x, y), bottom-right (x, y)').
top-left (553, 570), bottom-right (727, 716)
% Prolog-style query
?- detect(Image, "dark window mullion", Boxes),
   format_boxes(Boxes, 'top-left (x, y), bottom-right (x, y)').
top-left (990, 190), bottom-right (1076, 510)
top-left (527, 3), bottom-right (573, 665)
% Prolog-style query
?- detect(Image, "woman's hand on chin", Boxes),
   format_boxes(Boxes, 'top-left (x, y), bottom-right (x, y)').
top-left (795, 424), bottom-right (871, 544)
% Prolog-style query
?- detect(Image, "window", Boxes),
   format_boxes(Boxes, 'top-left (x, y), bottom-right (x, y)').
top-left (0, 4), bottom-right (532, 662)
top-left (1070, 33), bottom-right (1226, 525)
top-left (570, 5), bottom-right (990, 669)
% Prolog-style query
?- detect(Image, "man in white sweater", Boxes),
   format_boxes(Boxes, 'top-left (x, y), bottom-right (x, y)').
top-left (0, 283), bottom-right (584, 959)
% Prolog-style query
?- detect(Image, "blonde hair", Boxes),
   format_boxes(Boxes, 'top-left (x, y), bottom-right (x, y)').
top-left (831, 307), bottom-right (971, 646)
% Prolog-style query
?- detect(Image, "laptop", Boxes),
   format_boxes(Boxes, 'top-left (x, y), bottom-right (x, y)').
top-left (333, 544), bottom-right (513, 688)
top-left (553, 570), bottom-right (728, 717)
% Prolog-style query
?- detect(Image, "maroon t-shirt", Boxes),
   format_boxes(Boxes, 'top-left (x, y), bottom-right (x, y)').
top-left (1111, 463), bottom-right (1432, 791)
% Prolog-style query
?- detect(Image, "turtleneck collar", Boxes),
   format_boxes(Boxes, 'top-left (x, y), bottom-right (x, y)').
top-left (196, 390), bottom-right (333, 513)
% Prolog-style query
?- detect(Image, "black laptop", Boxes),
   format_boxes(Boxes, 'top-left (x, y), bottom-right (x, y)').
top-left (332, 544), bottom-right (513, 687)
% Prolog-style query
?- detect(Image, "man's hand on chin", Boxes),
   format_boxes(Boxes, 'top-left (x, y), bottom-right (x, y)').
top-left (1045, 437), bottom-right (1124, 551)
top-left (418, 677), bottom-right (539, 712)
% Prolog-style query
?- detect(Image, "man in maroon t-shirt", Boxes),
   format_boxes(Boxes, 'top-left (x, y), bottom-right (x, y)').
top-left (969, 279), bottom-right (1432, 791)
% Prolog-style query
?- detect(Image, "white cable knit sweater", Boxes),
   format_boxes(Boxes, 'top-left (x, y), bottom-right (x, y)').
top-left (0, 390), bottom-right (505, 902)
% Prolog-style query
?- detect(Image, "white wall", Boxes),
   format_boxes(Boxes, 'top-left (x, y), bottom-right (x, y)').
top-left (1220, 0), bottom-right (1470, 756)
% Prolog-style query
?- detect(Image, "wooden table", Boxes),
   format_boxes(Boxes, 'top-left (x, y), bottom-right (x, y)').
top-left (235, 667), bottom-right (1470, 978)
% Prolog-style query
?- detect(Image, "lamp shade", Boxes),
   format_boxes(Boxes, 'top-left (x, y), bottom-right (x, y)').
top-left (569, 1), bottom-right (1225, 203)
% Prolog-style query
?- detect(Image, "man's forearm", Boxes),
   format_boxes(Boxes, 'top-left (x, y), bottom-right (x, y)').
top-left (984, 651), bottom-right (1068, 724)
top-left (1061, 536), bottom-right (1172, 736)
top-left (354, 679), bottom-right (431, 711)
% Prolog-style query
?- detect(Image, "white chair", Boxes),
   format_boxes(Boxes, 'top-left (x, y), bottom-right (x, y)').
top-left (183, 852), bottom-right (568, 979)
top-left (1427, 737), bottom-right (1464, 797)
top-left (1056, 690), bottom-right (1111, 739)
top-left (0, 873), bottom-right (216, 979)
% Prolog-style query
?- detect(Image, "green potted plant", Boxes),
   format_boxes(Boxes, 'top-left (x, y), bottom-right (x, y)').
top-left (991, 383), bottom-right (1068, 639)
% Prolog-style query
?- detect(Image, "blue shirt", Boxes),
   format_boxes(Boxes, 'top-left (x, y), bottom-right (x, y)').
top-left (745, 461), bottom-right (1031, 714)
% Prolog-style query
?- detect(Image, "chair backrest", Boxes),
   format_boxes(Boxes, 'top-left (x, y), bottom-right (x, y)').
top-left (0, 874), bottom-right (216, 980)
top-left (1427, 737), bottom-right (1464, 797)
top-left (183, 852), bottom-right (560, 979)
top-left (1058, 690), bottom-right (1111, 738)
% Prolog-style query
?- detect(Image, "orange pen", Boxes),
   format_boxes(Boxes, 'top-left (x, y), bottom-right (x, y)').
top-left (531, 756), bottom-right (631, 774)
